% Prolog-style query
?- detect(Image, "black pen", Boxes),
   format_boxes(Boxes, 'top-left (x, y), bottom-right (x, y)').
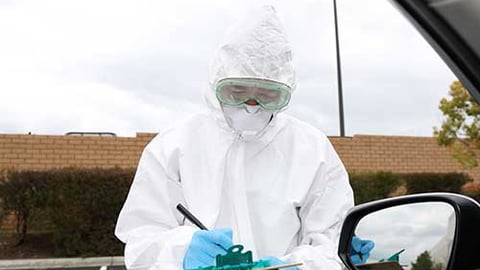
top-left (176, 203), bottom-right (209, 230)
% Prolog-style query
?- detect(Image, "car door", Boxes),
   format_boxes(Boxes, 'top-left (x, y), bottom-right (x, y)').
top-left (338, 2), bottom-right (480, 270)
top-left (389, 0), bottom-right (480, 102)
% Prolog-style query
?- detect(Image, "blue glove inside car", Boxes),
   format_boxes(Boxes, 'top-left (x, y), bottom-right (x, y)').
top-left (183, 228), bottom-right (233, 269)
top-left (350, 236), bottom-right (375, 265)
top-left (261, 256), bottom-right (298, 270)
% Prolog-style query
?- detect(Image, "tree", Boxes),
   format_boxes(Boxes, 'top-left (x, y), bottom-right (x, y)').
top-left (411, 251), bottom-right (443, 270)
top-left (434, 81), bottom-right (480, 168)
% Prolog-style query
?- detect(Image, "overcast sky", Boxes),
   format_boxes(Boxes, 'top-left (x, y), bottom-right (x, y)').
top-left (0, 0), bottom-right (457, 137)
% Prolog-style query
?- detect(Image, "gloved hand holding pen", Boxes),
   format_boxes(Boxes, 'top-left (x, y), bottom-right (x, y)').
top-left (183, 228), bottom-right (234, 269)
top-left (177, 204), bottom-right (234, 269)
top-left (177, 204), bottom-right (302, 270)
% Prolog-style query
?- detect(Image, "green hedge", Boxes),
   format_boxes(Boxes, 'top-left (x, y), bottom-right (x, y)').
top-left (46, 168), bottom-right (134, 256)
top-left (0, 170), bottom-right (49, 244)
top-left (0, 168), bottom-right (134, 257)
top-left (349, 171), bottom-right (404, 204)
top-left (403, 173), bottom-right (469, 194)
top-left (349, 171), bottom-right (472, 204)
top-left (0, 169), bottom-right (477, 258)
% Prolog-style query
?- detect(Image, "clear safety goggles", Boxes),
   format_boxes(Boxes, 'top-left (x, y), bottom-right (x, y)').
top-left (215, 78), bottom-right (292, 110)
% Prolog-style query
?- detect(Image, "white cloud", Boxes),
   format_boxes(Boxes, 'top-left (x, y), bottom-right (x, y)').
top-left (0, 0), bottom-right (458, 137)
top-left (0, 71), bottom-right (200, 136)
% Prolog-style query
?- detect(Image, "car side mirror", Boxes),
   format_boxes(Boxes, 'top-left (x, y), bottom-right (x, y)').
top-left (338, 193), bottom-right (480, 270)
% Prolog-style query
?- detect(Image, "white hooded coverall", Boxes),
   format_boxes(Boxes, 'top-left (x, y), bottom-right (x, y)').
top-left (115, 6), bottom-right (354, 270)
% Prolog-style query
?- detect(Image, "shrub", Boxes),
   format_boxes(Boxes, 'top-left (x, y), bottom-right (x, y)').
top-left (349, 172), bottom-right (474, 205)
top-left (0, 170), bottom-right (48, 245)
top-left (45, 167), bottom-right (134, 257)
top-left (402, 173), bottom-right (470, 194)
top-left (349, 171), bottom-right (404, 204)
top-left (0, 167), bottom-right (134, 257)
top-left (0, 167), bottom-right (475, 258)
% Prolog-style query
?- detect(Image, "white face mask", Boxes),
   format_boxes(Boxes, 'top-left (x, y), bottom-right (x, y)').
top-left (221, 104), bottom-right (275, 133)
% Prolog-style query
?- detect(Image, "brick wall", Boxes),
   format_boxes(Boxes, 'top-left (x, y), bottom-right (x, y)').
top-left (330, 135), bottom-right (480, 180)
top-left (0, 133), bottom-right (479, 180)
top-left (0, 133), bottom-right (154, 171)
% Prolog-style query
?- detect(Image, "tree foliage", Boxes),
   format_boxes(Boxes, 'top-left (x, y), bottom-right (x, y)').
top-left (411, 251), bottom-right (443, 270)
top-left (0, 170), bottom-right (49, 245)
top-left (434, 81), bottom-right (480, 168)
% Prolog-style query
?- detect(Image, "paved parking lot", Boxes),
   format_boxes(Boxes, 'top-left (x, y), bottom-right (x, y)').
top-left (0, 257), bottom-right (125, 270)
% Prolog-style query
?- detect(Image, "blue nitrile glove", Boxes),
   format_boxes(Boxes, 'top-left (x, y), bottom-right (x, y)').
top-left (350, 236), bottom-right (375, 265)
top-left (183, 228), bottom-right (233, 269)
top-left (261, 256), bottom-right (298, 270)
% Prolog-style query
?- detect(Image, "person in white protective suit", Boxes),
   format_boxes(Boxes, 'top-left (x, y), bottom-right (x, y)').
top-left (115, 6), bottom-right (354, 270)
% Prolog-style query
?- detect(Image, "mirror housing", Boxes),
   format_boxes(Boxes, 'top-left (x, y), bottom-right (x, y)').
top-left (338, 193), bottom-right (480, 270)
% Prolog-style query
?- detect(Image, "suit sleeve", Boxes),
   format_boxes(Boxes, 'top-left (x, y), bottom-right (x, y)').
top-left (282, 139), bottom-right (354, 270)
top-left (115, 137), bottom-right (197, 270)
